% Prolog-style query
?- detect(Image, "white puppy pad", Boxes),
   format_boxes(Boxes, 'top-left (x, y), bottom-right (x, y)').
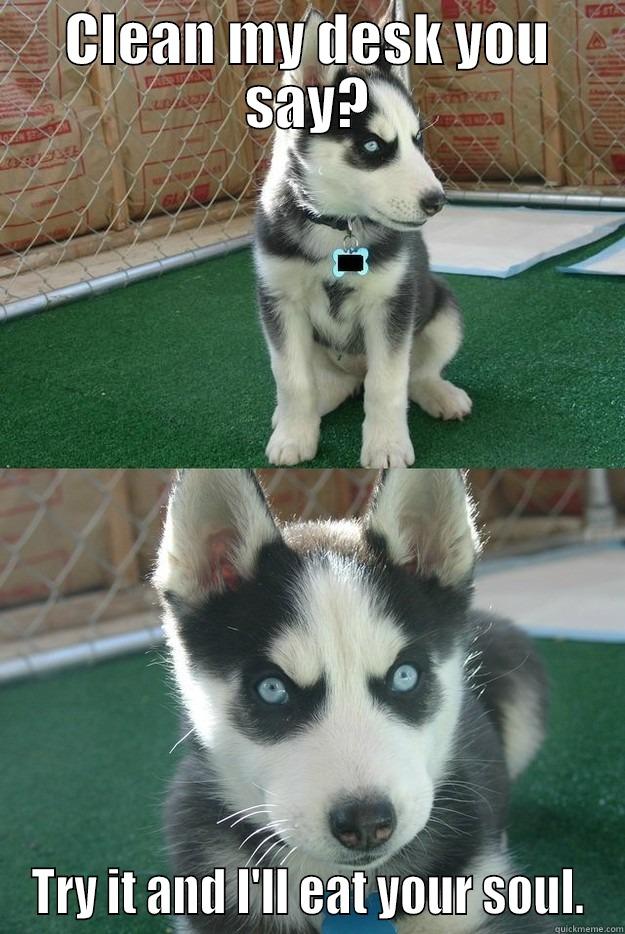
top-left (559, 235), bottom-right (625, 277)
top-left (423, 205), bottom-right (625, 278)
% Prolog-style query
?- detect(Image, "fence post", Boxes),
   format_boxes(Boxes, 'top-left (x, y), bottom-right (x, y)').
top-left (585, 469), bottom-right (617, 537)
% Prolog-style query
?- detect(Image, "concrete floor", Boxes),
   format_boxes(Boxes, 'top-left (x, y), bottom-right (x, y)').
top-left (476, 542), bottom-right (625, 642)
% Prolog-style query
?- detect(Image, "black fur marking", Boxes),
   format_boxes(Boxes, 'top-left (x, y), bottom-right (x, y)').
top-left (233, 666), bottom-right (327, 743)
top-left (289, 71), bottom-right (409, 179)
top-left (363, 226), bottom-right (403, 266)
top-left (313, 322), bottom-right (365, 356)
top-left (255, 203), bottom-right (307, 261)
top-left (171, 526), bottom-right (472, 735)
top-left (170, 541), bottom-right (326, 744)
top-left (322, 279), bottom-right (354, 320)
top-left (386, 270), bottom-right (417, 348)
top-left (368, 653), bottom-right (442, 727)
top-left (346, 132), bottom-right (398, 171)
top-left (428, 274), bottom-right (459, 320)
top-left (362, 525), bottom-right (474, 677)
top-left (257, 283), bottom-right (284, 349)
top-left (170, 541), bottom-right (301, 672)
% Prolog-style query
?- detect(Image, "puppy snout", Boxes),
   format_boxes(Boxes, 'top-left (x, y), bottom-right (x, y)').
top-left (420, 189), bottom-right (447, 217)
top-left (329, 797), bottom-right (396, 850)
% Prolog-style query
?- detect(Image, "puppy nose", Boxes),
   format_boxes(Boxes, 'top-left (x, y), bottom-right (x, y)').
top-left (329, 798), bottom-right (396, 850)
top-left (420, 190), bottom-right (447, 216)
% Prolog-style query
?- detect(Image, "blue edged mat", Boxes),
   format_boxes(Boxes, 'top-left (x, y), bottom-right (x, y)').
top-left (423, 205), bottom-right (625, 278)
top-left (558, 235), bottom-right (625, 277)
top-left (322, 894), bottom-right (396, 931)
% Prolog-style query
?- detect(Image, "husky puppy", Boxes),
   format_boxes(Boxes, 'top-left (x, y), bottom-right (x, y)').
top-left (155, 469), bottom-right (549, 933)
top-left (255, 4), bottom-right (472, 468)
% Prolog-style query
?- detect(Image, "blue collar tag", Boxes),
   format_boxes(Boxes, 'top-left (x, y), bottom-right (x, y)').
top-left (332, 247), bottom-right (369, 279)
top-left (321, 893), bottom-right (396, 932)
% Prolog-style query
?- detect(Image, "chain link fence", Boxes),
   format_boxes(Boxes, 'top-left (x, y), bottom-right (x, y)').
top-left (1, 1), bottom-right (624, 316)
top-left (1, 468), bottom-right (623, 682)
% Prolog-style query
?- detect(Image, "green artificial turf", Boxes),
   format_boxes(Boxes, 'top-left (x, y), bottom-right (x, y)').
top-left (1, 640), bottom-right (624, 931)
top-left (2, 226), bottom-right (624, 468)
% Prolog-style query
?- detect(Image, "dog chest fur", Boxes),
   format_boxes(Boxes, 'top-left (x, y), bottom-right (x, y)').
top-left (258, 242), bottom-right (411, 354)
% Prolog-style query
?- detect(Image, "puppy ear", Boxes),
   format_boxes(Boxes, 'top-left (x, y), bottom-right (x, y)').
top-left (365, 469), bottom-right (480, 586)
top-left (374, 0), bottom-right (405, 26)
top-left (284, 7), bottom-right (327, 87)
top-left (154, 470), bottom-right (280, 604)
top-left (369, 0), bottom-right (411, 90)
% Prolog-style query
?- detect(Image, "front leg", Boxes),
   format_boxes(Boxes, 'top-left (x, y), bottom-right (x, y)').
top-left (361, 314), bottom-right (414, 468)
top-left (263, 295), bottom-right (320, 466)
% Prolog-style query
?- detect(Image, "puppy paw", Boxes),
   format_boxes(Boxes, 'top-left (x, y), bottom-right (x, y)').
top-left (360, 424), bottom-right (415, 468)
top-left (266, 418), bottom-right (319, 466)
top-left (410, 378), bottom-right (472, 421)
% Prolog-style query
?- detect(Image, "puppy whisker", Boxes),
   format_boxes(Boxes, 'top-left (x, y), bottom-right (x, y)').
top-left (246, 829), bottom-right (287, 867)
top-left (217, 804), bottom-right (276, 826)
top-left (239, 820), bottom-right (289, 849)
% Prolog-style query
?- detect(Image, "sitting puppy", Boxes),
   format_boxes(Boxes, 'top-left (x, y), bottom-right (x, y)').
top-left (155, 469), bottom-right (549, 933)
top-left (255, 4), bottom-right (472, 467)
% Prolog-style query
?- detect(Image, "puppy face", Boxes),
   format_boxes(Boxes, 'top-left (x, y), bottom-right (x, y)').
top-left (278, 8), bottom-right (445, 230)
top-left (156, 470), bottom-right (479, 869)
top-left (296, 75), bottom-right (445, 230)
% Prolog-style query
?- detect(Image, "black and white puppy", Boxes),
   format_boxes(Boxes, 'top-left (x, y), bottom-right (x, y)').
top-left (255, 5), bottom-right (472, 467)
top-left (155, 469), bottom-right (549, 933)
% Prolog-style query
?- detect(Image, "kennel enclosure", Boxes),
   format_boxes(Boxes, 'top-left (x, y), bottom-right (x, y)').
top-left (1, 0), bottom-right (624, 316)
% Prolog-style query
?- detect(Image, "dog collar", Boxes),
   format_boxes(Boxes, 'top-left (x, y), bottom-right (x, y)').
top-left (321, 893), bottom-right (397, 931)
top-left (303, 209), bottom-right (356, 233)
top-left (301, 210), bottom-right (371, 278)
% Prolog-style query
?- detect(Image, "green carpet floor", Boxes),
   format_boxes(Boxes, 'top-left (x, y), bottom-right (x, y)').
top-left (3, 227), bottom-right (624, 468)
top-left (0, 640), bottom-right (624, 931)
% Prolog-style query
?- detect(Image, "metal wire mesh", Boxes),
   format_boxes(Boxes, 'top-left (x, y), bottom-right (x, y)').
top-left (1, 468), bottom-right (623, 681)
top-left (1, 1), bottom-right (624, 313)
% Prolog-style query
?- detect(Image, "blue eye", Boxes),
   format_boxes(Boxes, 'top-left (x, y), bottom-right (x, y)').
top-left (362, 139), bottom-right (380, 153)
top-left (390, 664), bottom-right (420, 693)
top-left (256, 676), bottom-right (289, 705)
